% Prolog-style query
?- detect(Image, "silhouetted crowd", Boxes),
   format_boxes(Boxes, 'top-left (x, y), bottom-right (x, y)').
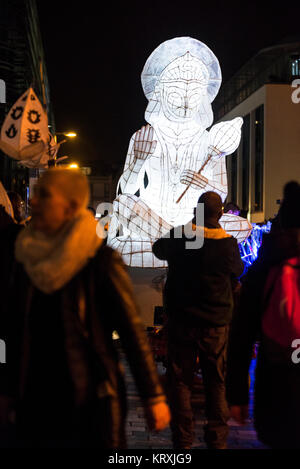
top-left (0, 168), bottom-right (299, 449)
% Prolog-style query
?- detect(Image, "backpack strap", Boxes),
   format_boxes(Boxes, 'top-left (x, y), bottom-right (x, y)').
top-left (263, 256), bottom-right (300, 309)
top-left (263, 264), bottom-right (281, 311)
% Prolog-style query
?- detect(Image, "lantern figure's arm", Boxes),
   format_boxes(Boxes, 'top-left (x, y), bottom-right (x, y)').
top-left (179, 157), bottom-right (228, 201)
top-left (204, 157), bottom-right (228, 200)
top-left (118, 125), bottom-right (157, 195)
top-left (118, 135), bottom-right (145, 195)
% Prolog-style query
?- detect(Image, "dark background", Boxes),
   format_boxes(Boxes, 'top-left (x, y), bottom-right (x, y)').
top-left (37, 0), bottom-right (299, 170)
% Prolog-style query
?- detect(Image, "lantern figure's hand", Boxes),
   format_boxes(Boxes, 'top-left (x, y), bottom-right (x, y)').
top-left (180, 169), bottom-right (208, 190)
top-left (134, 124), bottom-right (157, 161)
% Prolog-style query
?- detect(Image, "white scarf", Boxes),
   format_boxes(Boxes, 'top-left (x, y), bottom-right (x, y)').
top-left (15, 209), bottom-right (104, 294)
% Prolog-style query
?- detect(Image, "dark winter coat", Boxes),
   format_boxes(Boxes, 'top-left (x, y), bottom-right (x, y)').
top-left (152, 224), bottom-right (244, 327)
top-left (226, 228), bottom-right (300, 449)
top-left (0, 244), bottom-right (165, 448)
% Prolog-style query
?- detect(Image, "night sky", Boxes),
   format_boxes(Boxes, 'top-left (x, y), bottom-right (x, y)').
top-left (37, 1), bottom-right (299, 170)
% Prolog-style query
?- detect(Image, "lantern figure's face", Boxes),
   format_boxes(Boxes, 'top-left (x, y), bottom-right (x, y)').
top-left (158, 52), bottom-right (209, 122)
top-left (161, 81), bottom-right (206, 120)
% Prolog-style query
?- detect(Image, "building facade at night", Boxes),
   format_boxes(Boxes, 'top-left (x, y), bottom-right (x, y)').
top-left (0, 0), bottom-right (54, 201)
top-left (213, 38), bottom-right (300, 223)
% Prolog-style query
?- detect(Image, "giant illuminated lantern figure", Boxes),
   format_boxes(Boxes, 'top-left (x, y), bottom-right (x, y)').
top-left (108, 37), bottom-right (252, 267)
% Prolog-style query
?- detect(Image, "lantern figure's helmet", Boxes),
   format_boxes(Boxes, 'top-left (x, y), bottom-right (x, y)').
top-left (142, 37), bottom-right (222, 127)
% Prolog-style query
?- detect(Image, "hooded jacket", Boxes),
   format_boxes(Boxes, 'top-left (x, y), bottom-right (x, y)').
top-left (152, 222), bottom-right (244, 326)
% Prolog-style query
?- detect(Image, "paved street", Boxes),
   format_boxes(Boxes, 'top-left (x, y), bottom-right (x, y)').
top-left (122, 348), bottom-right (267, 450)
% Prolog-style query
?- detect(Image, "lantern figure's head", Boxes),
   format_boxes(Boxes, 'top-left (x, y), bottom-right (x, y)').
top-left (142, 37), bottom-right (222, 128)
top-left (159, 52), bottom-right (210, 121)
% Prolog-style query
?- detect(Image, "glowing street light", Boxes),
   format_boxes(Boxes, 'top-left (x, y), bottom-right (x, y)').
top-left (51, 131), bottom-right (78, 166)
top-left (55, 131), bottom-right (77, 141)
top-left (68, 162), bottom-right (79, 169)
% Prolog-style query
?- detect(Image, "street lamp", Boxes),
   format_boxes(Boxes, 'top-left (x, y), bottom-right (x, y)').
top-left (54, 131), bottom-right (77, 142)
top-left (48, 131), bottom-right (78, 167)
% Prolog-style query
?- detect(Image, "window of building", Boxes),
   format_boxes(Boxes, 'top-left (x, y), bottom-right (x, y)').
top-left (241, 114), bottom-right (250, 214)
top-left (291, 57), bottom-right (300, 76)
top-left (228, 151), bottom-right (237, 203)
top-left (104, 183), bottom-right (110, 199)
top-left (254, 105), bottom-right (264, 212)
top-left (93, 183), bottom-right (104, 198)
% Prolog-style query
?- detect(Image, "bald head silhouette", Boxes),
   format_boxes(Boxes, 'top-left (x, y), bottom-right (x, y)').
top-left (194, 191), bottom-right (223, 226)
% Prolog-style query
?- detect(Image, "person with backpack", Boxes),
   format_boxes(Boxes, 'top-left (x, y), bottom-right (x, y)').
top-left (226, 181), bottom-right (300, 449)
